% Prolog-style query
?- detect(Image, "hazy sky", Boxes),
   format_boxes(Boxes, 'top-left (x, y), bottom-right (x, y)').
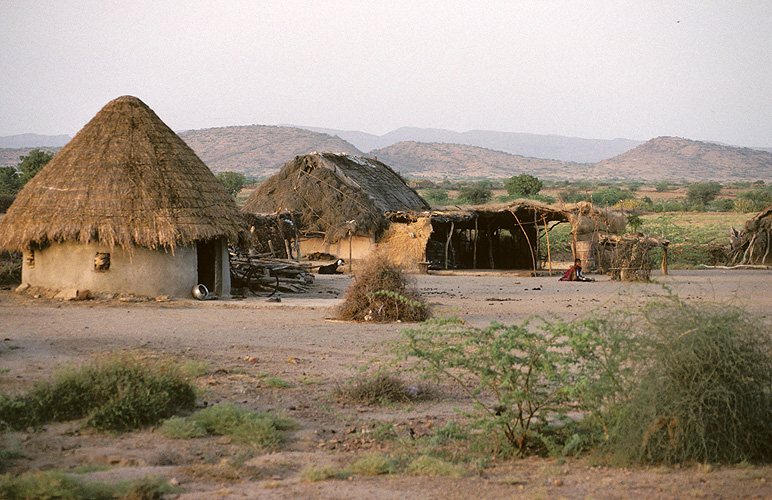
top-left (2, 1), bottom-right (771, 147)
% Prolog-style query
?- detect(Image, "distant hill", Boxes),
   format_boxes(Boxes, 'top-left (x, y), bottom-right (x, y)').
top-left (178, 125), bottom-right (362, 176)
top-left (370, 141), bottom-right (580, 180)
top-left (300, 125), bottom-right (643, 163)
top-left (0, 134), bottom-right (70, 148)
top-left (596, 136), bottom-right (772, 182)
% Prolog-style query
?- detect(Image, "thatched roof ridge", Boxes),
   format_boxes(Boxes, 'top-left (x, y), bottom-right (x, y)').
top-left (0, 96), bottom-right (245, 252)
top-left (387, 199), bottom-right (570, 224)
top-left (243, 153), bottom-right (429, 242)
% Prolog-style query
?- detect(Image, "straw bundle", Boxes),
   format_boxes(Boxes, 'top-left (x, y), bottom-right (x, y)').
top-left (0, 96), bottom-right (245, 252)
top-left (732, 205), bottom-right (772, 265)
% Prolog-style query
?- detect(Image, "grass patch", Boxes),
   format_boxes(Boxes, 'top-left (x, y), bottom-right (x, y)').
top-left (299, 465), bottom-right (350, 482)
top-left (181, 360), bottom-right (211, 378)
top-left (349, 453), bottom-right (398, 475)
top-left (0, 471), bottom-right (176, 500)
top-left (159, 403), bottom-right (299, 447)
top-left (0, 354), bottom-right (196, 432)
top-left (336, 372), bottom-right (431, 405)
top-left (407, 455), bottom-right (467, 478)
top-left (264, 376), bottom-right (294, 388)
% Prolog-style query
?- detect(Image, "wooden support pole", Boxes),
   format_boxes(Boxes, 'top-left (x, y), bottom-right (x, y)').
top-left (473, 218), bottom-right (478, 269)
top-left (534, 211), bottom-right (540, 270)
top-left (511, 211), bottom-right (536, 275)
top-left (543, 217), bottom-right (553, 276)
top-left (444, 222), bottom-right (454, 269)
top-left (661, 247), bottom-right (669, 275)
top-left (487, 220), bottom-right (495, 269)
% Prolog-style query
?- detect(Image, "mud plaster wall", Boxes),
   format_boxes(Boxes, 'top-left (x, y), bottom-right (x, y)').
top-left (22, 241), bottom-right (202, 297)
top-left (299, 236), bottom-right (376, 261)
top-left (376, 218), bottom-right (432, 271)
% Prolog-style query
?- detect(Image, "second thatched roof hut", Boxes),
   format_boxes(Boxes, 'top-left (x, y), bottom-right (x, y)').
top-left (243, 153), bottom-right (429, 260)
top-left (0, 95), bottom-right (245, 298)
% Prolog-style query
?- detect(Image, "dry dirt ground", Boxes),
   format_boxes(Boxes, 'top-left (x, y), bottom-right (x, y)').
top-left (1, 269), bottom-right (772, 499)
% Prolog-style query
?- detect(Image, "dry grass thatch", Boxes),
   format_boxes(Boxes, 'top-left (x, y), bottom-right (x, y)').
top-left (732, 205), bottom-right (772, 265)
top-left (599, 234), bottom-right (669, 281)
top-left (242, 153), bottom-right (429, 243)
top-left (376, 217), bottom-right (433, 271)
top-left (568, 201), bottom-right (627, 239)
top-left (0, 96), bottom-right (245, 252)
top-left (336, 256), bottom-right (430, 322)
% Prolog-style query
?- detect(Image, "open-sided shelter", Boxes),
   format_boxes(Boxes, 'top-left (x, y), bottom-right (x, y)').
top-left (0, 96), bottom-right (245, 298)
top-left (386, 201), bottom-right (570, 271)
top-left (242, 153), bottom-right (430, 260)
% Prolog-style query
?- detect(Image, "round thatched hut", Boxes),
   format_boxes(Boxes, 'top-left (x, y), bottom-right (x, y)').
top-left (0, 96), bottom-right (245, 298)
top-left (243, 153), bottom-right (430, 261)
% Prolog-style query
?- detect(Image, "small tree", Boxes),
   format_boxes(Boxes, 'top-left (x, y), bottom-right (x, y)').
top-left (423, 188), bottom-right (449, 205)
top-left (216, 172), bottom-right (246, 197)
top-left (0, 166), bottom-right (21, 195)
top-left (458, 182), bottom-right (492, 204)
top-left (18, 149), bottom-right (54, 185)
top-left (505, 174), bottom-right (543, 197)
top-left (686, 181), bottom-right (722, 205)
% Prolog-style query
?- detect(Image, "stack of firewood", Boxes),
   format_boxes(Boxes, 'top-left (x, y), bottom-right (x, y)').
top-left (229, 252), bottom-right (314, 294)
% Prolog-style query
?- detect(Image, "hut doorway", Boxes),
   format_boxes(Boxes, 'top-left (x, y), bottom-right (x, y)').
top-left (197, 239), bottom-right (218, 293)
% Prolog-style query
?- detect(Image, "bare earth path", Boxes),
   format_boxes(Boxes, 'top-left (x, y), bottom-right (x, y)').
top-left (1, 269), bottom-right (771, 499)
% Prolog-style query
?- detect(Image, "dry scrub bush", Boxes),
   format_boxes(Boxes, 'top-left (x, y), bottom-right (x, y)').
top-left (336, 257), bottom-right (429, 322)
top-left (606, 300), bottom-right (772, 464)
top-left (336, 372), bottom-right (431, 405)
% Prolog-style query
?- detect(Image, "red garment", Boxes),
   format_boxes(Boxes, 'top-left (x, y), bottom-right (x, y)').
top-left (559, 264), bottom-right (581, 281)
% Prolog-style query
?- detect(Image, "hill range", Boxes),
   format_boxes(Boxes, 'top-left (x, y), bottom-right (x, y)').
top-left (1, 127), bottom-right (770, 182)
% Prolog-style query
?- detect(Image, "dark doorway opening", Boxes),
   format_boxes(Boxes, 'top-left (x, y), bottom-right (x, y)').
top-left (197, 239), bottom-right (217, 292)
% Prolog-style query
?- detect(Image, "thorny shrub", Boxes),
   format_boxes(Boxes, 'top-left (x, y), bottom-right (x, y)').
top-left (605, 299), bottom-right (772, 464)
top-left (397, 296), bottom-right (772, 464)
top-left (336, 257), bottom-right (429, 322)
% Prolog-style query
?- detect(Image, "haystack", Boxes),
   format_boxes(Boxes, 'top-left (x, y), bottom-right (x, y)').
top-left (243, 153), bottom-right (429, 260)
top-left (731, 205), bottom-right (772, 266)
top-left (567, 201), bottom-right (627, 271)
top-left (0, 96), bottom-right (245, 298)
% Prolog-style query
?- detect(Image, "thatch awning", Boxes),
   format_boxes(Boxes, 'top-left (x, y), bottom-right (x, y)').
top-left (387, 199), bottom-right (570, 227)
top-left (243, 153), bottom-right (429, 243)
top-left (0, 96), bottom-right (245, 252)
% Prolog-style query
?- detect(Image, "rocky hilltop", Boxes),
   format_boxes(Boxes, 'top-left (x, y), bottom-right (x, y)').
top-left (178, 125), bottom-right (362, 176)
top-left (594, 136), bottom-right (772, 181)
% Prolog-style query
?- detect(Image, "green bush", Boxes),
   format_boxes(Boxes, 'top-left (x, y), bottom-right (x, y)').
top-left (505, 174), bottom-right (543, 197)
top-left (159, 403), bottom-right (299, 447)
top-left (397, 316), bottom-right (639, 456)
top-left (605, 300), bottom-right (772, 464)
top-left (0, 354), bottom-right (196, 432)
top-left (0, 471), bottom-right (175, 500)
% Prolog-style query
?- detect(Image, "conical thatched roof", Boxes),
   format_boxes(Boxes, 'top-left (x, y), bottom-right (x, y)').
top-left (0, 96), bottom-right (245, 252)
top-left (243, 153), bottom-right (429, 242)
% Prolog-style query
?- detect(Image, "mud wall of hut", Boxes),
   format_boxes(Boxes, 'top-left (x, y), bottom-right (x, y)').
top-left (21, 240), bottom-right (226, 298)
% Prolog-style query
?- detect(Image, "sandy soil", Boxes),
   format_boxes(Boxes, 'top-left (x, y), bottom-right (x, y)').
top-left (2, 269), bottom-right (772, 499)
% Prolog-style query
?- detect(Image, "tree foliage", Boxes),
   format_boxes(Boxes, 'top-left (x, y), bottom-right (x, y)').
top-left (18, 149), bottom-right (53, 184)
top-left (505, 174), bottom-right (543, 197)
top-left (458, 182), bottom-right (492, 205)
top-left (686, 181), bottom-right (722, 205)
top-left (216, 171), bottom-right (246, 197)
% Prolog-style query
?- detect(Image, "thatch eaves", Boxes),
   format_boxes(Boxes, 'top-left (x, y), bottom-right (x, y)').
top-left (0, 96), bottom-right (245, 252)
top-left (243, 153), bottom-right (429, 242)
